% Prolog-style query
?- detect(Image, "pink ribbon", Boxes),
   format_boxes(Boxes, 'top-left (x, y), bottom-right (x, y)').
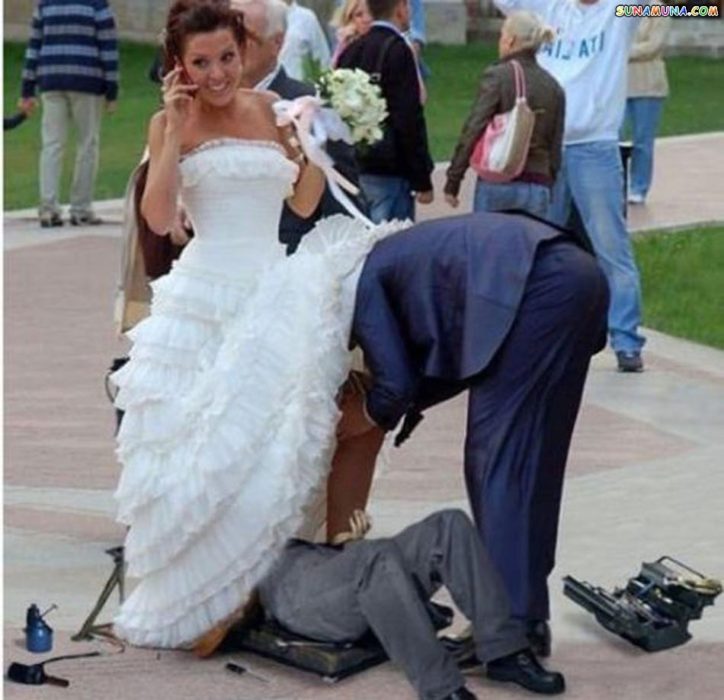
top-left (274, 97), bottom-right (374, 228)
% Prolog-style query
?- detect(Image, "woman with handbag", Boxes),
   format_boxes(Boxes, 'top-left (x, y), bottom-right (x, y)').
top-left (444, 11), bottom-right (564, 217)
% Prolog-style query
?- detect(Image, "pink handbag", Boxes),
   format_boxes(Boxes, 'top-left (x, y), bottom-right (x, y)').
top-left (469, 60), bottom-right (536, 183)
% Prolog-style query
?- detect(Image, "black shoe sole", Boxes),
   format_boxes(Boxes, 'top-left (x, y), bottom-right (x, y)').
top-left (486, 669), bottom-right (565, 695)
top-left (40, 220), bottom-right (63, 228)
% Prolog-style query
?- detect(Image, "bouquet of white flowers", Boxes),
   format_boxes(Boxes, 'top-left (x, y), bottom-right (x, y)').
top-left (316, 68), bottom-right (388, 147)
top-left (273, 69), bottom-right (388, 226)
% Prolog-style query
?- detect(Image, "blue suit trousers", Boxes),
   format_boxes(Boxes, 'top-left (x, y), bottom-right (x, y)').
top-left (463, 240), bottom-right (608, 620)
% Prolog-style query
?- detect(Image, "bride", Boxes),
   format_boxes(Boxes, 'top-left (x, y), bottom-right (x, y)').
top-left (112, 0), bottom-right (398, 649)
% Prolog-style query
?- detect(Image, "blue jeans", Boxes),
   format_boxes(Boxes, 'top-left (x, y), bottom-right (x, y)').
top-left (359, 175), bottom-right (415, 224)
top-left (473, 180), bottom-right (551, 218)
top-left (622, 97), bottom-right (665, 199)
top-left (548, 141), bottom-right (645, 354)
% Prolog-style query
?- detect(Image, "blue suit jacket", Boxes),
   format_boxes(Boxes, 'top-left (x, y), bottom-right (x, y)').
top-left (352, 212), bottom-right (576, 431)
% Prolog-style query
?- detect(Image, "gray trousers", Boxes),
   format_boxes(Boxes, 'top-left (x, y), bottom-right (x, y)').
top-left (258, 510), bottom-right (528, 700)
top-left (40, 91), bottom-right (103, 218)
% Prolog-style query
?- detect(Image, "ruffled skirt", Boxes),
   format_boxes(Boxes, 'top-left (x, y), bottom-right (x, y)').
top-left (111, 215), bottom-right (404, 648)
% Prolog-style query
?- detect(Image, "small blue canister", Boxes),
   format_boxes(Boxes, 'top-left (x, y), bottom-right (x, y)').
top-left (25, 604), bottom-right (55, 653)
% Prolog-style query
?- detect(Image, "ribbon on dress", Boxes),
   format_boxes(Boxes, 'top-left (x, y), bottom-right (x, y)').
top-left (273, 97), bottom-right (375, 229)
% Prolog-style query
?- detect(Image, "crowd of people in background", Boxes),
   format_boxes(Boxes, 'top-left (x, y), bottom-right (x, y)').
top-left (15, 0), bottom-right (672, 368)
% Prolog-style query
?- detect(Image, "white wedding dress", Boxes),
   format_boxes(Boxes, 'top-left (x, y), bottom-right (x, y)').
top-left (112, 138), bottom-right (400, 648)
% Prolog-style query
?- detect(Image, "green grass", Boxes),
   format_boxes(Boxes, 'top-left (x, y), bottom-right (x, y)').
top-left (5, 40), bottom-right (724, 209)
top-left (634, 226), bottom-right (724, 349)
top-left (424, 43), bottom-right (499, 161)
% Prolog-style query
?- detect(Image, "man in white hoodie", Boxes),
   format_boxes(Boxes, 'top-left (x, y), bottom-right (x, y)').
top-left (494, 0), bottom-right (648, 374)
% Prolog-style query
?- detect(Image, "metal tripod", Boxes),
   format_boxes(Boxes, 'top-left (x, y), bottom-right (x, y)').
top-left (72, 546), bottom-right (125, 642)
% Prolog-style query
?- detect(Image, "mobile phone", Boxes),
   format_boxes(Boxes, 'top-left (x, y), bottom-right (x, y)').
top-left (173, 60), bottom-right (198, 102)
top-left (174, 59), bottom-right (194, 87)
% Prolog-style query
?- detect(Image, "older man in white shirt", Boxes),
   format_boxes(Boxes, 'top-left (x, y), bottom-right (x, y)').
top-left (278, 0), bottom-right (331, 80)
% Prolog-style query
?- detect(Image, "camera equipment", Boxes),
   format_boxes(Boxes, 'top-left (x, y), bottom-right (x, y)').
top-left (564, 556), bottom-right (722, 652)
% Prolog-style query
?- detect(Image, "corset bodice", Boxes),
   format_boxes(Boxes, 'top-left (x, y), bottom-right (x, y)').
top-left (177, 139), bottom-right (299, 276)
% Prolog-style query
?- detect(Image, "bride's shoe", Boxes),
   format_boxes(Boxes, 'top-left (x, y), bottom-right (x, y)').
top-left (192, 592), bottom-right (262, 658)
top-left (192, 619), bottom-right (235, 658)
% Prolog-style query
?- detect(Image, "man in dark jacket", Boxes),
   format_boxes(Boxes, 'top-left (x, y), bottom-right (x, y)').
top-left (237, 0), bottom-right (366, 254)
top-left (340, 212), bottom-right (608, 656)
top-left (444, 45), bottom-right (565, 215)
top-left (336, 0), bottom-right (434, 223)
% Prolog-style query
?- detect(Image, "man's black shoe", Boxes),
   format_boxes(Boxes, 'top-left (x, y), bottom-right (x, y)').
top-left (442, 686), bottom-right (477, 700)
top-left (526, 619), bottom-right (551, 658)
top-left (441, 630), bottom-right (480, 669)
top-left (486, 648), bottom-right (565, 695)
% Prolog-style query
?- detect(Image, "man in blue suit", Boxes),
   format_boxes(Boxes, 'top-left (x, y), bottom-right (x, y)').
top-left (345, 211), bottom-right (608, 657)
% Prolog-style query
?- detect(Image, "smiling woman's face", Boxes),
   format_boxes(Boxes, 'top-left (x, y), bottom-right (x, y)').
top-left (182, 29), bottom-right (242, 107)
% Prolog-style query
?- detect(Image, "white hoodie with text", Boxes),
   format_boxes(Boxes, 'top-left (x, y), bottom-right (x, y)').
top-left (494, 0), bottom-right (643, 144)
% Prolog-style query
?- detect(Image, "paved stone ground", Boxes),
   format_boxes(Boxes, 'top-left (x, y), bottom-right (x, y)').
top-left (4, 133), bottom-right (724, 699)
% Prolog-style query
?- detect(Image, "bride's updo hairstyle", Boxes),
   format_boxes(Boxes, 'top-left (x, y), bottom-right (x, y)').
top-left (501, 10), bottom-right (555, 52)
top-left (162, 0), bottom-right (247, 74)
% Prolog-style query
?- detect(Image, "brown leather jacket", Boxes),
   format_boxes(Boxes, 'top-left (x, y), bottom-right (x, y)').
top-left (445, 49), bottom-right (565, 196)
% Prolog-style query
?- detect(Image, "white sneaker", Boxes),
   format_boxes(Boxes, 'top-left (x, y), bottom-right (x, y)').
top-left (627, 193), bottom-right (645, 205)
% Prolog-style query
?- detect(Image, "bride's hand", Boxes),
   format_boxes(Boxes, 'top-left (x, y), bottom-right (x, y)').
top-left (161, 65), bottom-right (197, 132)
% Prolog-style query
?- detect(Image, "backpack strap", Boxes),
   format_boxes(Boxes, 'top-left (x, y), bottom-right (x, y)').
top-left (371, 33), bottom-right (399, 84)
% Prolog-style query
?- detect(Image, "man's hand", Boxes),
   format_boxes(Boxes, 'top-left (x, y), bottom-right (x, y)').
top-left (105, 100), bottom-right (118, 114)
top-left (330, 510), bottom-right (372, 546)
top-left (444, 193), bottom-right (459, 208)
top-left (416, 189), bottom-right (434, 205)
top-left (337, 386), bottom-right (377, 441)
top-left (17, 97), bottom-right (37, 116)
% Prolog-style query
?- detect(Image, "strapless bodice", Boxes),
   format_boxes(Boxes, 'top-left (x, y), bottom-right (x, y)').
top-left (177, 139), bottom-right (299, 275)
